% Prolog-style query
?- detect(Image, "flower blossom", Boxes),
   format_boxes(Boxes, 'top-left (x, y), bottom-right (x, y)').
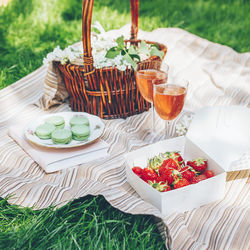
top-left (175, 114), bottom-right (193, 136)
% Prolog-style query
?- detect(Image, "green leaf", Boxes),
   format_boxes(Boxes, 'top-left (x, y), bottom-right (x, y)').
top-left (129, 53), bottom-right (140, 61)
top-left (150, 43), bottom-right (160, 49)
top-left (128, 46), bottom-right (137, 55)
top-left (138, 40), bottom-right (150, 55)
top-left (123, 53), bottom-right (137, 69)
top-left (150, 46), bottom-right (164, 59)
top-left (105, 47), bottom-right (120, 59)
top-left (128, 46), bottom-right (140, 61)
top-left (121, 49), bottom-right (127, 56)
top-left (116, 35), bottom-right (125, 50)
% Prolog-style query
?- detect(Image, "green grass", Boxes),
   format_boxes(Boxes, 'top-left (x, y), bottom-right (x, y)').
top-left (0, 0), bottom-right (250, 248)
top-left (0, 196), bottom-right (165, 250)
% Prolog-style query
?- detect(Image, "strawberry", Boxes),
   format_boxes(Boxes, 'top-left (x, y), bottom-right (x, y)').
top-left (148, 151), bottom-right (184, 171)
top-left (148, 181), bottom-right (171, 192)
top-left (187, 158), bottom-right (208, 172)
top-left (204, 170), bottom-right (215, 178)
top-left (162, 152), bottom-right (184, 170)
top-left (141, 168), bottom-right (158, 182)
top-left (132, 166), bottom-right (143, 177)
top-left (180, 166), bottom-right (196, 181)
top-left (173, 178), bottom-right (190, 189)
top-left (170, 152), bottom-right (184, 167)
top-left (190, 174), bottom-right (207, 184)
top-left (162, 185), bottom-right (172, 192)
top-left (156, 175), bottom-right (167, 183)
top-left (159, 159), bottom-right (179, 175)
top-left (160, 168), bottom-right (182, 185)
top-left (148, 155), bottom-right (164, 171)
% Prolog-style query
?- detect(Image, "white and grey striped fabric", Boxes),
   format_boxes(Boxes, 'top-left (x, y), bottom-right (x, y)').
top-left (0, 26), bottom-right (249, 250)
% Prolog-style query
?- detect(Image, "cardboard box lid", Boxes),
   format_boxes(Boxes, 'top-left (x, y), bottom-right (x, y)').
top-left (186, 106), bottom-right (250, 172)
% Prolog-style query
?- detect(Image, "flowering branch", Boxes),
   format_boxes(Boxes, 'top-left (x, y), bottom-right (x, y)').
top-left (43, 21), bottom-right (164, 71)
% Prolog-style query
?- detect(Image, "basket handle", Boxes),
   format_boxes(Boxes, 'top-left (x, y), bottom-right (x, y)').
top-left (130, 0), bottom-right (139, 40)
top-left (82, 0), bottom-right (94, 74)
top-left (82, 0), bottom-right (140, 73)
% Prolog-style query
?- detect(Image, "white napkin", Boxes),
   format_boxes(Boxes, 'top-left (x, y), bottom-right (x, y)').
top-left (8, 125), bottom-right (110, 173)
top-left (187, 106), bottom-right (250, 172)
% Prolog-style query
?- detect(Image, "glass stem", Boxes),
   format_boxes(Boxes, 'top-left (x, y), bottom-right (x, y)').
top-left (151, 104), bottom-right (155, 133)
top-left (165, 120), bottom-right (171, 139)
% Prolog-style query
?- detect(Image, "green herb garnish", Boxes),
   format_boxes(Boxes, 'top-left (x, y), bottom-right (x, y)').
top-left (105, 36), bottom-right (164, 69)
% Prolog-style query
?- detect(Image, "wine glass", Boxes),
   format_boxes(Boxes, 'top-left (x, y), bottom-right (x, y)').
top-left (135, 64), bottom-right (169, 132)
top-left (153, 78), bottom-right (188, 138)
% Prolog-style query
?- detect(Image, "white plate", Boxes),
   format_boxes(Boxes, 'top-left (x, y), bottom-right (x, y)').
top-left (24, 112), bottom-right (105, 149)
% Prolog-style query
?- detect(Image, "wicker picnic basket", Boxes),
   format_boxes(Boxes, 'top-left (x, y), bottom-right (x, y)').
top-left (57, 0), bottom-right (167, 119)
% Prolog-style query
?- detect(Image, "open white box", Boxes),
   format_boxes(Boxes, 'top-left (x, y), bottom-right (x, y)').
top-left (125, 106), bottom-right (250, 216)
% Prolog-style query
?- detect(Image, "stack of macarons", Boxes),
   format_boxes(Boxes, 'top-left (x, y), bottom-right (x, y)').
top-left (70, 116), bottom-right (90, 141)
top-left (35, 115), bottom-right (90, 144)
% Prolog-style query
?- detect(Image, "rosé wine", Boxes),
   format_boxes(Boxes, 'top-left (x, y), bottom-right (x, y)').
top-left (153, 84), bottom-right (186, 120)
top-left (135, 69), bottom-right (168, 103)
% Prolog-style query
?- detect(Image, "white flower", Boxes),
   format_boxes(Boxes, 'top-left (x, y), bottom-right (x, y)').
top-left (140, 54), bottom-right (149, 61)
top-left (92, 37), bottom-right (117, 54)
top-left (117, 64), bottom-right (127, 71)
top-left (93, 51), bottom-right (106, 68)
top-left (53, 46), bottom-right (64, 58)
top-left (176, 114), bottom-right (193, 136)
top-left (43, 46), bottom-right (63, 65)
top-left (113, 54), bottom-right (123, 65)
top-left (43, 45), bottom-right (83, 66)
top-left (43, 53), bottom-right (53, 65)
top-left (122, 59), bottom-right (132, 67)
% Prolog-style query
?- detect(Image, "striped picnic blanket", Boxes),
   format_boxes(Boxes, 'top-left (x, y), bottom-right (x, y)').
top-left (0, 25), bottom-right (249, 249)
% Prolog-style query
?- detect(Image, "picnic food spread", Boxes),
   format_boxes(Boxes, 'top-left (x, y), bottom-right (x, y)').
top-left (3, 23), bottom-right (249, 250)
top-left (132, 152), bottom-right (214, 192)
top-left (2, 0), bottom-right (249, 248)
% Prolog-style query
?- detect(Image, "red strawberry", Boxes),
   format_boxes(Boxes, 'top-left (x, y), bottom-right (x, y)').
top-left (156, 175), bottom-right (167, 183)
top-left (180, 166), bottom-right (196, 181)
top-left (190, 174), bottom-right (207, 184)
top-left (173, 178), bottom-right (190, 189)
top-left (148, 181), bottom-right (171, 192)
top-left (141, 168), bottom-right (158, 182)
top-left (160, 168), bottom-right (182, 185)
top-left (172, 152), bottom-right (184, 166)
top-left (162, 185), bottom-right (171, 192)
top-left (162, 158), bottom-right (178, 169)
top-left (159, 159), bottom-right (178, 175)
top-left (187, 158), bottom-right (208, 172)
top-left (132, 166), bottom-right (142, 177)
top-left (166, 152), bottom-right (184, 170)
top-left (204, 170), bottom-right (215, 178)
top-left (161, 169), bottom-right (174, 184)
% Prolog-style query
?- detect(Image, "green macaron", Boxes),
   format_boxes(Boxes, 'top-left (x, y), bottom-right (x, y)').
top-left (71, 125), bottom-right (90, 141)
top-left (51, 128), bottom-right (72, 144)
top-left (45, 116), bottom-right (65, 129)
top-left (69, 116), bottom-right (89, 127)
top-left (35, 123), bottom-right (56, 139)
